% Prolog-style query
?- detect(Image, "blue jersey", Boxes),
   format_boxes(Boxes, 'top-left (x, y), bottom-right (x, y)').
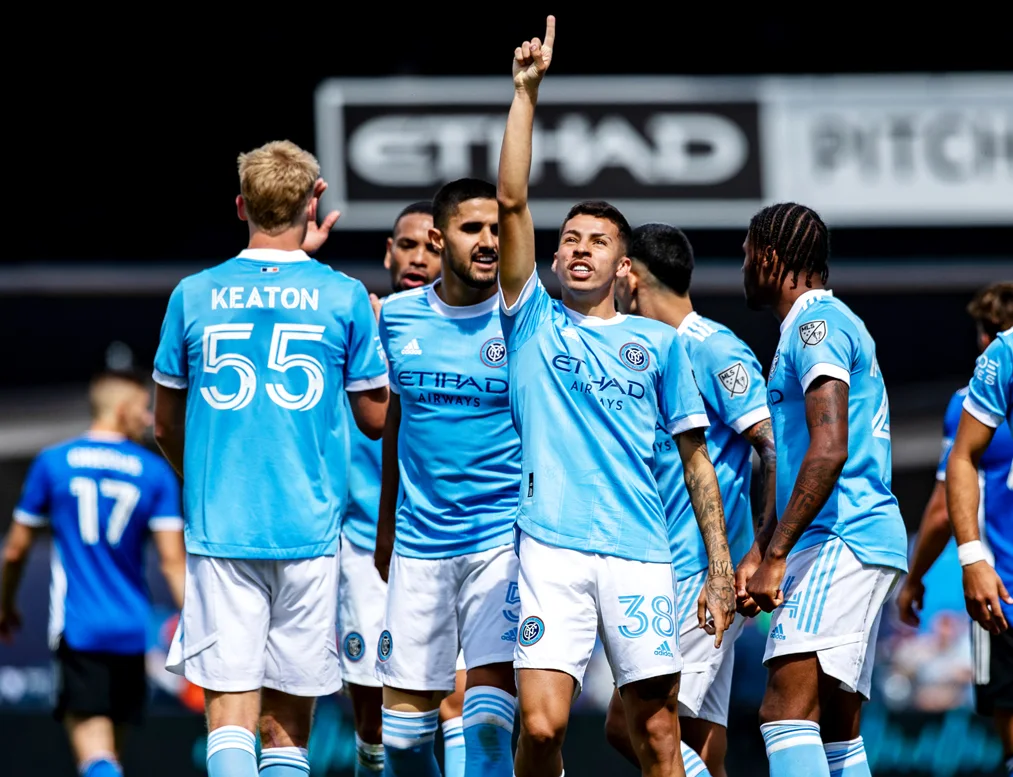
top-left (153, 248), bottom-right (388, 559)
top-left (379, 282), bottom-right (521, 558)
top-left (341, 392), bottom-right (382, 552)
top-left (938, 386), bottom-right (1013, 620)
top-left (500, 271), bottom-right (709, 564)
top-left (766, 290), bottom-right (908, 572)
top-left (661, 313), bottom-right (770, 579)
top-left (964, 328), bottom-right (1013, 437)
top-left (13, 432), bottom-right (182, 654)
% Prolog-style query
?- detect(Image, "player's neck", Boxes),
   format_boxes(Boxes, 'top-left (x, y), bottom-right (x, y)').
top-left (643, 291), bottom-right (693, 329)
top-left (561, 286), bottom-right (619, 319)
top-left (246, 225), bottom-right (306, 253)
top-left (435, 270), bottom-right (498, 308)
top-left (774, 279), bottom-right (826, 323)
top-left (88, 420), bottom-right (125, 438)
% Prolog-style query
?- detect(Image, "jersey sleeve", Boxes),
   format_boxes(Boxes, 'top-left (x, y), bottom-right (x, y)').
top-left (659, 333), bottom-right (710, 435)
top-left (13, 454), bottom-right (51, 528)
top-left (148, 461), bottom-right (184, 532)
top-left (788, 308), bottom-right (857, 393)
top-left (695, 332), bottom-right (771, 435)
top-left (344, 282), bottom-right (390, 393)
top-left (153, 282), bottom-right (189, 389)
top-left (936, 392), bottom-right (964, 481)
top-left (499, 268), bottom-right (553, 352)
top-left (963, 337), bottom-right (1011, 429)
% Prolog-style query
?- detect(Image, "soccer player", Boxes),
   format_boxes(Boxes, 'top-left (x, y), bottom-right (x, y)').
top-left (498, 18), bottom-right (735, 777)
top-left (737, 202), bottom-right (909, 777)
top-left (152, 140), bottom-right (389, 777)
top-left (372, 177), bottom-right (521, 777)
top-left (0, 370), bottom-right (186, 777)
top-left (607, 223), bottom-right (778, 777)
top-left (336, 201), bottom-right (460, 777)
top-left (945, 287), bottom-right (1013, 775)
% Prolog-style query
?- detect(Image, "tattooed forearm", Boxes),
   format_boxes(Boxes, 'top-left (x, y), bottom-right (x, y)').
top-left (678, 429), bottom-right (733, 572)
top-left (765, 377), bottom-right (849, 560)
top-left (743, 418), bottom-right (778, 555)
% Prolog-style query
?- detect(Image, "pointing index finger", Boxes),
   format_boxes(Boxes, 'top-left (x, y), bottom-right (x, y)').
top-left (544, 15), bottom-right (556, 49)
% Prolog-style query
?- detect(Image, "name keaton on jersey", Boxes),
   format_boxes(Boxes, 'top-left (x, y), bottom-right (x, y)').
top-left (211, 286), bottom-right (320, 311)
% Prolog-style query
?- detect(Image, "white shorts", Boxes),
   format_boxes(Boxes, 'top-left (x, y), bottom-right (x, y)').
top-left (337, 534), bottom-right (386, 689)
top-left (375, 544), bottom-right (519, 692)
top-left (514, 531), bottom-right (683, 692)
top-left (166, 554), bottom-right (340, 696)
top-left (763, 537), bottom-right (900, 698)
top-left (674, 569), bottom-right (744, 726)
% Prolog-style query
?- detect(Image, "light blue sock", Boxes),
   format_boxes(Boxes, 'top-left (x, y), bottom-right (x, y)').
top-left (381, 707), bottom-right (441, 777)
top-left (680, 740), bottom-right (712, 777)
top-left (260, 746), bottom-right (310, 775)
top-left (81, 755), bottom-right (122, 777)
top-left (206, 725), bottom-right (258, 777)
top-left (761, 720), bottom-right (831, 777)
top-left (824, 738), bottom-right (871, 777)
top-left (441, 717), bottom-right (467, 777)
top-left (462, 687), bottom-right (515, 777)
top-left (356, 733), bottom-right (385, 775)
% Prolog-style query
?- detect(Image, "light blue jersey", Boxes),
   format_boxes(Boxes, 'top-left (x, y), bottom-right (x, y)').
top-left (964, 327), bottom-right (1013, 437)
top-left (14, 432), bottom-right (182, 654)
top-left (766, 289), bottom-right (908, 572)
top-left (938, 386), bottom-right (1013, 620)
top-left (500, 271), bottom-right (709, 564)
top-left (153, 248), bottom-right (388, 559)
top-left (659, 313), bottom-right (770, 579)
top-left (341, 393), bottom-right (382, 552)
top-left (379, 282), bottom-right (521, 558)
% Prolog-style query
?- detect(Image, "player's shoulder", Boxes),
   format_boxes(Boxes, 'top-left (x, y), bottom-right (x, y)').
top-left (790, 293), bottom-right (863, 348)
top-left (378, 284), bottom-right (429, 322)
top-left (624, 312), bottom-right (677, 340)
top-left (683, 314), bottom-right (752, 357)
top-left (995, 328), bottom-right (1013, 354)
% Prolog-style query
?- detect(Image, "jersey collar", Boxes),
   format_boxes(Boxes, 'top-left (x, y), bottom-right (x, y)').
top-left (83, 430), bottom-right (126, 442)
top-left (677, 311), bottom-right (701, 335)
top-left (237, 248), bottom-right (311, 263)
top-left (563, 305), bottom-right (627, 327)
top-left (780, 289), bottom-right (834, 335)
top-left (426, 282), bottom-right (499, 319)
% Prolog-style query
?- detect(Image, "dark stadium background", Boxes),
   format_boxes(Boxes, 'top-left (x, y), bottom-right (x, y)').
top-left (2, 14), bottom-right (1010, 777)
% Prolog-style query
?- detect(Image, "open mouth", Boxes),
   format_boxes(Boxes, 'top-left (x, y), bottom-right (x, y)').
top-left (472, 254), bottom-right (498, 269)
top-left (399, 271), bottom-right (429, 289)
top-left (568, 260), bottom-right (593, 280)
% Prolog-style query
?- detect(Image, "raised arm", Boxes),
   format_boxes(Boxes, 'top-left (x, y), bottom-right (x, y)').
top-left (497, 15), bottom-right (555, 306)
top-left (747, 376), bottom-right (849, 611)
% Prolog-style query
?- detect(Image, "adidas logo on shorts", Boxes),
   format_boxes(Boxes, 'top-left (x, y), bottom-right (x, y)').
top-left (654, 640), bottom-right (674, 658)
top-left (770, 624), bottom-right (787, 641)
top-left (501, 628), bottom-right (518, 642)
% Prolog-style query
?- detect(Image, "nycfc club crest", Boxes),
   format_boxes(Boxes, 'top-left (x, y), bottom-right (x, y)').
top-left (481, 337), bottom-right (507, 368)
top-left (620, 342), bottom-right (650, 371)
top-left (344, 632), bottom-right (365, 661)
top-left (798, 320), bottom-right (827, 347)
top-left (717, 362), bottom-right (749, 397)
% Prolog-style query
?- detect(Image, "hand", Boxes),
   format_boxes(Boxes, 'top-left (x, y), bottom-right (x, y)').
top-left (369, 293), bottom-right (383, 321)
top-left (734, 545), bottom-right (764, 617)
top-left (0, 607), bottom-right (22, 644)
top-left (302, 178), bottom-right (341, 255)
top-left (374, 529), bottom-right (394, 584)
top-left (746, 555), bottom-right (787, 613)
top-left (896, 577), bottom-right (925, 628)
top-left (699, 567), bottom-right (736, 648)
top-left (963, 561), bottom-right (1013, 634)
top-left (513, 15), bottom-right (556, 93)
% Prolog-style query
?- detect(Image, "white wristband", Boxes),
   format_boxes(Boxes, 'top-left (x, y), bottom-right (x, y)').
top-left (957, 541), bottom-right (988, 567)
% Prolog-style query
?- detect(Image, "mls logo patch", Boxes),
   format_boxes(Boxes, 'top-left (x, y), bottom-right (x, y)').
top-left (377, 630), bottom-right (393, 662)
top-left (717, 362), bottom-right (749, 397)
top-left (798, 320), bottom-right (827, 348)
top-left (481, 337), bottom-right (507, 368)
top-left (619, 342), bottom-right (650, 372)
top-left (344, 632), bottom-right (365, 662)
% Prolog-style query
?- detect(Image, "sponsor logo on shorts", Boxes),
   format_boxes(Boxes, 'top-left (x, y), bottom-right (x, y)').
top-left (501, 628), bottom-right (518, 642)
top-left (481, 337), bottom-right (507, 368)
top-left (770, 623), bottom-right (787, 641)
top-left (619, 342), bottom-right (650, 372)
top-left (654, 640), bottom-right (674, 658)
top-left (344, 632), bottom-right (365, 662)
top-left (519, 616), bottom-right (545, 647)
top-left (378, 630), bottom-right (393, 662)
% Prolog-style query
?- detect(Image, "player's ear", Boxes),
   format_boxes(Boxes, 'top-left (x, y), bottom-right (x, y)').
top-left (236, 196), bottom-right (247, 222)
top-left (383, 237), bottom-right (394, 270)
top-left (615, 255), bottom-right (632, 278)
top-left (428, 227), bottom-right (444, 253)
top-left (551, 251), bottom-right (559, 273)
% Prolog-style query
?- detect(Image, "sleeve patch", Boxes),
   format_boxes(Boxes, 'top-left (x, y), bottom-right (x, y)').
top-left (716, 362), bottom-right (750, 397)
top-left (798, 319), bottom-right (827, 347)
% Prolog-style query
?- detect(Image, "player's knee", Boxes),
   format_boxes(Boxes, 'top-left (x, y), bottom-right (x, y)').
top-left (519, 712), bottom-right (566, 754)
top-left (604, 698), bottom-right (629, 753)
top-left (259, 697), bottom-right (315, 749)
top-left (635, 707), bottom-right (679, 758)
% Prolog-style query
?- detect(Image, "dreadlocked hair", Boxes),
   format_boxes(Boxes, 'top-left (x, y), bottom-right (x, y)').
top-left (747, 202), bottom-right (830, 290)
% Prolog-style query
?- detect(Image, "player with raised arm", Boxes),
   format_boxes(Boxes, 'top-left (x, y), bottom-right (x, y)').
top-left (152, 140), bottom-right (389, 777)
top-left (945, 287), bottom-right (1013, 775)
top-left (737, 203), bottom-right (908, 777)
top-left (606, 224), bottom-right (777, 777)
top-left (498, 18), bottom-right (733, 777)
top-left (336, 201), bottom-right (470, 777)
top-left (0, 371), bottom-right (186, 777)
top-left (372, 178), bottom-right (521, 777)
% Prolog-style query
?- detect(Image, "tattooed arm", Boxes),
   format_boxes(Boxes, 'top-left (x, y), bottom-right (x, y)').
top-left (734, 418), bottom-right (777, 616)
top-left (746, 376), bottom-right (849, 612)
top-left (676, 427), bottom-right (736, 647)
